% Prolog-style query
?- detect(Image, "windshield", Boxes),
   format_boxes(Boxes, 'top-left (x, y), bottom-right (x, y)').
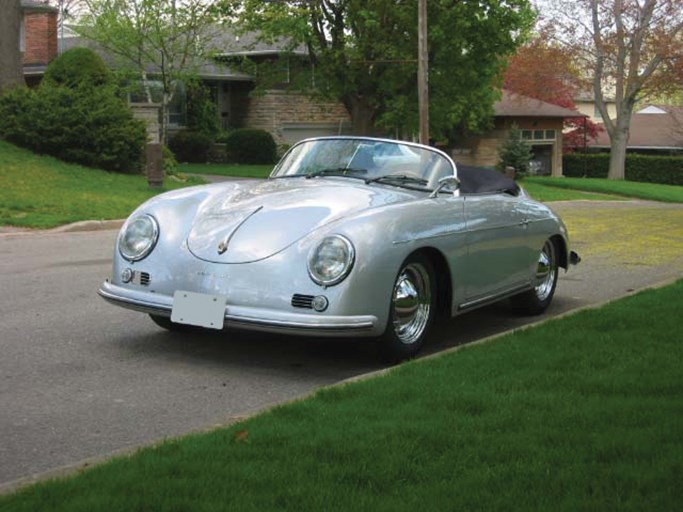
top-left (271, 138), bottom-right (455, 191)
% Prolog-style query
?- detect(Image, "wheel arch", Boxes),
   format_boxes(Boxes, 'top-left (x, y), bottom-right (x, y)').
top-left (550, 234), bottom-right (569, 270)
top-left (409, 246), bottom-right (452, 319)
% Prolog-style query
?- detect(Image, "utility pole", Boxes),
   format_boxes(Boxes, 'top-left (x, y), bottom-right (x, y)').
top-left (417, 0), bottom-right (429, 145)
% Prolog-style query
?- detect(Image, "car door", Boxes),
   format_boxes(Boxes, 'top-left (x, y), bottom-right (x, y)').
top-left (462, 193), bottom-right (531, 303)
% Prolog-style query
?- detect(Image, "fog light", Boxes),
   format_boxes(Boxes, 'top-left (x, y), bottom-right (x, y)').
top-left (312, 295), bottom-right (329, 312)
top-left (121, 268), bottom-right (134, 283)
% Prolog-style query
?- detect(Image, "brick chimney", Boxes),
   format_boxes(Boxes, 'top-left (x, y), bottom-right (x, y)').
top-left (21, 1), bottom-right (59, 67)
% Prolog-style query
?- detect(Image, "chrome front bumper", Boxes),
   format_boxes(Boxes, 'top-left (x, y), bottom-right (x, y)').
top-left (98, 281), bottom-right (379, 337)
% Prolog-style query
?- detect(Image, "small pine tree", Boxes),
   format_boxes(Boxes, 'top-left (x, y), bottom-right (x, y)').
top-left (498, 124), bottom-right (532, 178)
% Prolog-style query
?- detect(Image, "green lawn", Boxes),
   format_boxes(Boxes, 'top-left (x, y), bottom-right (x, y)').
top-left (525, 176), bottom-right (683, 203)
top-left (179, 163), bottom-right (274, 179)
top-left (0, 140), bottom-right (205, 229)
top-left (3, 280), bottom-right (681, 511)
top-left (520, 180), bottom-right (622, 202)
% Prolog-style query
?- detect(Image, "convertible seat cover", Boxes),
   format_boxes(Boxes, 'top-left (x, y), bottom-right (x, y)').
top-left (457, 165), bottom-right (520, 196)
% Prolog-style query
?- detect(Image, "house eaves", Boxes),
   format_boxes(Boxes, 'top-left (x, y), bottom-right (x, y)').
top-left (495, 90), bottom-right (586, 118)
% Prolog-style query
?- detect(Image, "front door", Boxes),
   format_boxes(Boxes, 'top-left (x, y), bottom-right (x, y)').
top-left (462, 194), bottom-right (530, 303)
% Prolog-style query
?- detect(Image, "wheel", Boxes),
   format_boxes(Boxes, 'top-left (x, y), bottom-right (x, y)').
top-left (378, 254), bottom-right (437, 362)
top-left (513, 239), bottom-right (559, 315)
top-left (149, 314), bottom-right (201, 333)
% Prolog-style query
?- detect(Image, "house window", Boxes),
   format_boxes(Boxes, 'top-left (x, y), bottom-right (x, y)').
top-left (522, 129), bottom-right (555, 141)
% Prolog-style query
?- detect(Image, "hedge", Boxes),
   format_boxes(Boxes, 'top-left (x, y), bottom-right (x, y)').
top-left (0, 84), bottom-right (146, 173)
top-left (222, 129), bottom-right (277, 164)
top-left (563, 153), bottom-right (683, 186)
top-left (168, 130), bottom-right (213, 163)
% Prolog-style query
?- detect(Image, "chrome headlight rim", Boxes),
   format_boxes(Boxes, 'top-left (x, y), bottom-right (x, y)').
top-left (118, 214), bottom-right (159, 262)
top-left (307, 234), bottom-right (355, 287)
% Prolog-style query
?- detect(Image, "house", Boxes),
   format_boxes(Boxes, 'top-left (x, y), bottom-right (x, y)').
top-left (452, 90), bottom-right (587, 177)
top-left (574, 90), bottom-right (617, 124)
top-left (588, 105), bottom-right (683, 155)
top-left (21, 9), bottom-right (351, 146)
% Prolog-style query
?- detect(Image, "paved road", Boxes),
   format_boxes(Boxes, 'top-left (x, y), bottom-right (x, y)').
top-left (1, 201), bottom-right (681, 489)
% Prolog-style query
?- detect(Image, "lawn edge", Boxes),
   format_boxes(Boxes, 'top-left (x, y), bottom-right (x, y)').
top-left (2, 274), bottom-right (680, 497)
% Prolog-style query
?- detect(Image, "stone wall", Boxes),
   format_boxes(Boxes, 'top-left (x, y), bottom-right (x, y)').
top-left (243, 90), bottom-right (350, 144)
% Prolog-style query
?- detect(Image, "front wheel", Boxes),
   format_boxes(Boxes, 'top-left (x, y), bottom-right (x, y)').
top-left (513, 238), bottom-right (559, 315)
top-left (377, 254), bottom-right (437, 362)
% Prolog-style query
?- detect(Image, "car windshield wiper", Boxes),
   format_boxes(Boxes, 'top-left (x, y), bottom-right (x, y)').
top-left (305, 168), bottom-right (368, 179)
top-left (365, 174), bottom-right (429, 187)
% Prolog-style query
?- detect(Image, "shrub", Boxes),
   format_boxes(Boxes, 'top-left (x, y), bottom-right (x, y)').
top-left (168, 130), bottom-right (213, 163)
top-left (162, 145), bottom-right (178, 176)
top-left (563, 153), bottom-right (683, 185)
top-left (0, 84), bottom-right (146, 173)
top-left (223, 128), bottom-right (277, 164)
top-left (185, 81), bottom-right (220, 137)
top-left (498, 124), bottom-right (532, 178)
top-left (42, 47), bottom-right (111, 89)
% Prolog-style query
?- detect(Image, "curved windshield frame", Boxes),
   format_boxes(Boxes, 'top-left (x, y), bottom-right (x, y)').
top-left (271, 137), bottom-right (457, 192)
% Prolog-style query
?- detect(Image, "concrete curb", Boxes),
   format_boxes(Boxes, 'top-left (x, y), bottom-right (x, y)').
top-left (0, 219), bottom-right (125, 237)
top-left (1, 274), bottom-right (680, 497)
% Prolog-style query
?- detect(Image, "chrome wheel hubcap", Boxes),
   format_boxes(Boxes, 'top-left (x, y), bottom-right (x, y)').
top-left (534, 240), bottom-right (556, 302)
top-left (392, 263), bottom-right (431, 345)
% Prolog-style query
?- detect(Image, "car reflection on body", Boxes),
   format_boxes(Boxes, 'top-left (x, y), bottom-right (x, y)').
top-left (99, 137), bottom-right (579, 361)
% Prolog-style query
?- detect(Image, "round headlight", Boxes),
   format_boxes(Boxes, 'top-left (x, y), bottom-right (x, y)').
top-left (308, 235), bottom-right (355, 286)
top-left (118, 214), bottom-right (159, 262)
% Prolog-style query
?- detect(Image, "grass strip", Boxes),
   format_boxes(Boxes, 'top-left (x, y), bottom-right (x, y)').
top-left (520, 180), bottom-right (621, 202)
top-left (525, 177), bottom-right (683, 203)
top-left (0, 141), bottom-right (205, 229)
top-left (179, 163), bottom-right (274, 179)
top-left (3, 280), bottom-right (682, 511)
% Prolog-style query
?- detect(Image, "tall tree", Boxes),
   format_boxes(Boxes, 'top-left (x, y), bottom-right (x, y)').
top-left (503, 33), bottom-right (603, 152)
top-left (542, 0), bottom-right (683, 179)
top-left (0, 0), bottom-right (26, 94)
top-left (77, 0), bottom-right (219, 143)
top-left (219, 0), bottom-right (535, 139)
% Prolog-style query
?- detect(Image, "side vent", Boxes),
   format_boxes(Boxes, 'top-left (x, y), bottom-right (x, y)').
top-left (291, 294), bottom-right (314, 309)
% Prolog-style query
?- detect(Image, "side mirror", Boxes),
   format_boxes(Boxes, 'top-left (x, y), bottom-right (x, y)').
top-left (429, 175), bottom-right (460, 198)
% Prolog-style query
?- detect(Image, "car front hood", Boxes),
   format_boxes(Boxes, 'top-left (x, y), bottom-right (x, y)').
top-left (187, 178), bottom-right (416, 263)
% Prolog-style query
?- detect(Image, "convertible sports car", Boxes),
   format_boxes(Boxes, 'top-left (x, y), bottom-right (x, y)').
top-left (99, 136), bottom-right (579, 361)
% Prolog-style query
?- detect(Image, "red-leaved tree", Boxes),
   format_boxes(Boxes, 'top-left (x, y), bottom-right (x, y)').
top-left (503, 32), bottom-right (603, 153)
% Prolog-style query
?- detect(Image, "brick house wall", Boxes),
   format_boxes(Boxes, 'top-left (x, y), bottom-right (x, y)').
top-left (22, 6), bottom-right (58, 67)
top-left (243, 90), bottom-right (351, 145)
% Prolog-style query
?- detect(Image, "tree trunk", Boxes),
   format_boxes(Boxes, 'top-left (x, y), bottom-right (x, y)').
top-left (0, 0), bottom-right (26, 94)
top-left (347, 95), bottom-right (376, 136)
top-left (607, 130), bottom-right (628, 180)
top-left (607, 106), bottom-right (633, 180)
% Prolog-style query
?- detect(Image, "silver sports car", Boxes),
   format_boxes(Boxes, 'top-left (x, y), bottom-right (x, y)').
top-left (99, 136), bottom-right (579, 360)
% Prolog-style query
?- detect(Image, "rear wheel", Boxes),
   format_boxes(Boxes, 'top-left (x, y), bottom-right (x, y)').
top-left (513, 238), bottom-right (558, 315)
top-left (378, 254), bottom-right (437, 362)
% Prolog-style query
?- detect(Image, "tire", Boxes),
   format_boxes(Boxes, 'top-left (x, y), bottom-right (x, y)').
top-left (513, 238), bottom-right (559, 315)
top-left (378, 254), bottom-right (437, 362)
top-left (149, 314), bottom-right (202, 333)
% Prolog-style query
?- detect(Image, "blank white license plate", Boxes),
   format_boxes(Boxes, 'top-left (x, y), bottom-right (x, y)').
top-left (171, 291), bottom-right (227, 329)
